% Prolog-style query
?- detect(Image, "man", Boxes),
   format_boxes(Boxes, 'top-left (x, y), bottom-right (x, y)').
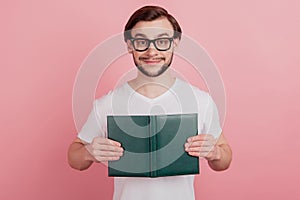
top-left (68, 5), bottom-right (232, 200)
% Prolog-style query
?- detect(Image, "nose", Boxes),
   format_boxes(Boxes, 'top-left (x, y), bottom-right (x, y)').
top-left (145, 42), bottom-right (158, 56)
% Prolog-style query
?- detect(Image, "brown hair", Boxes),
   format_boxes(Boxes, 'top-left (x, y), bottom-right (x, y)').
top-left (124, 5), bottom-right (182, 42)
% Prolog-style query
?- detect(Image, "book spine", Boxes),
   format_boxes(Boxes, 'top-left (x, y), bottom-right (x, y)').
top-left (149, 115), bottom-right (157, 177)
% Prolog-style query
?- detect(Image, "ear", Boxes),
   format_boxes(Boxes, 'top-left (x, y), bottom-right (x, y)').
top-left (126, 40), bottom-right (133, 54)
top-left (173, 38), bottom-right (180, 48)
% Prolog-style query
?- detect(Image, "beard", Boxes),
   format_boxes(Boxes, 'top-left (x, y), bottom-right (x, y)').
top-left (133, 53), bottom-right (174, 77)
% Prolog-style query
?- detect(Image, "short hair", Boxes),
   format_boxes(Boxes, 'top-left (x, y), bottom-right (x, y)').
top-left (124, 5), bottom-right (182, 42)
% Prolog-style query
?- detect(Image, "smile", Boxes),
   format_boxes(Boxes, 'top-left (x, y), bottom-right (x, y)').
top-left (139, 57), bottom-right (165, 64)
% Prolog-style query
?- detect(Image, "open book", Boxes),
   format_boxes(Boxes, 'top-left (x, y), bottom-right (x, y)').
top-left (107, 113), bottom-right (199, 178)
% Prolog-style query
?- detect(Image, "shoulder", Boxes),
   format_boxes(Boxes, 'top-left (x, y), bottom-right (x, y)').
top-left (176, 78), bottom-right (210, 101)
top-left (94, 83), bottom-right (131, 111)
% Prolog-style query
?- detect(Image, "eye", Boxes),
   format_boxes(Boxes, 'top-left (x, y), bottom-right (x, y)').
top-left (136, 39), bottom-right (147, 46)
top-left (157, 39), bottom-right (169, 45)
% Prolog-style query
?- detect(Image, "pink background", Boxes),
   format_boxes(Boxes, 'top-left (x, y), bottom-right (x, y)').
top-left (1, 0), bottom-right (299, 199)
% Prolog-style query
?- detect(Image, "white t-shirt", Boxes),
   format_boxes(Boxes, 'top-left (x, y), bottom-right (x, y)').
top-left (78, 78), bottom-right (222, 200)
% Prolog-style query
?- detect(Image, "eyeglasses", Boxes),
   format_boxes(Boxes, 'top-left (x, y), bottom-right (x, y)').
top-left (130, 37), bottom-right (174, 52)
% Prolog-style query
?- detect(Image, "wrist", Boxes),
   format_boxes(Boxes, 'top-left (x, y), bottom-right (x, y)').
top-left (84, 144), bottom-right (96, 162)
top-left (207, 145), bottom-right (222, 161)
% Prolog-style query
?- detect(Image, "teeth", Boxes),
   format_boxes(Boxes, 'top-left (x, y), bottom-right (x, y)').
top-left (141, 58), bottom-right (162, 61)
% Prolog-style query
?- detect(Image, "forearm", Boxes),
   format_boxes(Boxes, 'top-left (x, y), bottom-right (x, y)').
top-left (208, 144), bottom-right (232, 171)
top-left (68, 141), bottom-right (95, 171)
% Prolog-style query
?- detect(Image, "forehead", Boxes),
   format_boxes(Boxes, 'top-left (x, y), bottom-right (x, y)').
top-left (131, 17), bottom-right (174, 38)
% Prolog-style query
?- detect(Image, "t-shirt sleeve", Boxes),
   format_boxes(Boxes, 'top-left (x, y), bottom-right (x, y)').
top-left (202, 95), bottom-right (222, 138)
top-left (77, 100), bottom-right (106, 143)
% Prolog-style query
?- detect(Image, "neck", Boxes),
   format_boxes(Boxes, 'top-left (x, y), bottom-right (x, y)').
top-left (128, 70), bottom-right (176, 98)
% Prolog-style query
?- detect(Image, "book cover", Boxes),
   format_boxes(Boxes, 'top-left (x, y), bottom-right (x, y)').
top-left (107, 113), bottom-right (199, 178)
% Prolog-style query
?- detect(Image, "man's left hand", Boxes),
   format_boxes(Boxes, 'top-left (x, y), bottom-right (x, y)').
top-left (185, 134), bottom-right (221, 161)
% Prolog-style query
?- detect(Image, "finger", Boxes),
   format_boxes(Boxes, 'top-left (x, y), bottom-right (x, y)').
top-left (93, 149), bottom-right (124, 157)
top-left (92, 138), bottom-right (123, 151)
top-left (187, 134), bottom-right (215, 142)
top-left (95, 156), bottom-right (121, 162)
top-left (184, 141), bottom-right (215, 148)
top-left (185, 141), bottom-right (213, 148)
top-left (188, 151), bottom-right (211, 158)
top-left (94, 137), bottom-right (122, 147)
top-left (186, 147), bottom-right (214, 153)
top-left (107, 139), bottom-right (122, 147)
top-left (97, 144), bottom-right (124, 152)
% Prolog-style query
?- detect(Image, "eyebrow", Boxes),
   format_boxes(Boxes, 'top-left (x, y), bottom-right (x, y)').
top-left (156, 33), bottom-right (170, 37)
top-left (133, 33), bottom-right (171, 38)
top-left (133, 33), bottom-right (147, 38)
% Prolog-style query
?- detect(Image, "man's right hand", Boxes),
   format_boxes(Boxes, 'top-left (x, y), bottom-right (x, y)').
top-left (85, 137), bottom-right (124, 162)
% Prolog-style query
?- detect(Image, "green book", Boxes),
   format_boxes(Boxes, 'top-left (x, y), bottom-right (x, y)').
top-left (107, 113), bottom-right (199, 178)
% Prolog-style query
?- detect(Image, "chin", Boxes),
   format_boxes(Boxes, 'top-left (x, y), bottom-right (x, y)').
top-left (137, 65), bottom-right (170, 78)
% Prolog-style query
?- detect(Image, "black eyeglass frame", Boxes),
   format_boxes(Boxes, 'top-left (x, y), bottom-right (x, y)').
top-left (130, 37), bottom-right (174, 52)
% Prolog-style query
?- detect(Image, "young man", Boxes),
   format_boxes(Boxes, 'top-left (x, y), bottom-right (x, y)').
top-left (68, 5), bottom-right (232, 200)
